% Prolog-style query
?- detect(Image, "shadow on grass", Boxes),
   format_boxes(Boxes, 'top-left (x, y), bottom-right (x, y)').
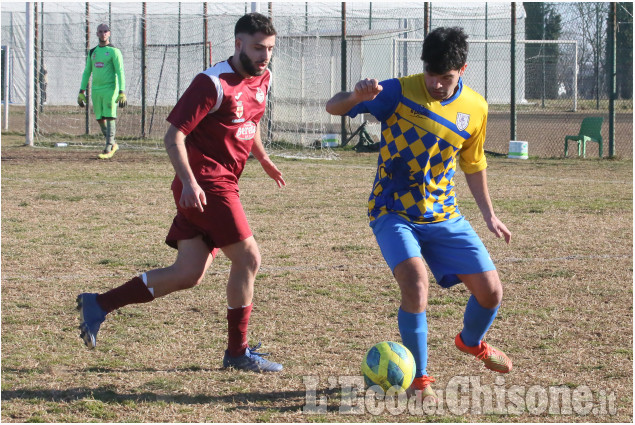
top-left (1, 385), bottom-right (343, 413)
top-left (2, 366), bottom-right (222, 374)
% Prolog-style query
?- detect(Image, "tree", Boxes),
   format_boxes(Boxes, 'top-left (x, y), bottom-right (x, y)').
top-left (569, 3), bottom-right (608, 100)
top-left (616, 2), bottom-right (633, 99)
top-left (607, 2), bottom-right (633, 100)
top-left (523, 3), bottom-right (563, 100)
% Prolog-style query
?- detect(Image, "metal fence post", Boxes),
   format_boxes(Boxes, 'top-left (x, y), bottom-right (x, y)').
top-left (141, 2), bottom-right (146, 138)
top-left (595, 3), bottom-right (601, 110)
top-left (266, 2), bottom-right (274, 143)
top-left (608, 2), bottom-right (616, 157)
top-left (85, 2), bottom-right (90, 136)
top-left (340, 2), bottom-right (347, 146)
top-left (485, 2), bottom-right (488, 101)
top-left (510, 2), bottom-right (516, 142)
top-left (203, 3), bottom-right (208, 70)
top-left (177, 3), bottom-right (181, 101)
top-left (34, 2), bottom-right (38, 134)
top-left (402, 18), bottom-right (408, 76)
top-left (39, 2), bottom-right (44, 114)
top-left (424, 3), bottom-right (430, 36)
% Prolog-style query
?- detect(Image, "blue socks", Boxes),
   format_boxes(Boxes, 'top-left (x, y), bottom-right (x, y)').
top-left (398, 296), bottom-right (499, 377)
top-left (398, 308), bottom-right (428, 378)
top-left (460, 295), bottom-right (499, 347)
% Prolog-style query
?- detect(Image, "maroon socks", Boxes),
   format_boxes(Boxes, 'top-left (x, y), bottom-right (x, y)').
top-left (96, 276), bottom-right (154, 314)
top-left (226, 304), bottom-right (253, 357)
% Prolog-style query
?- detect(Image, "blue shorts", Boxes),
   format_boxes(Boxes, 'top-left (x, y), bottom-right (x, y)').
top-left (370, 213), bottom-right (496, 288)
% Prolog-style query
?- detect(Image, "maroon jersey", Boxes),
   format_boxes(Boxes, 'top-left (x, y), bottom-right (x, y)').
top-left (167, 58), bottom-right (270, 192)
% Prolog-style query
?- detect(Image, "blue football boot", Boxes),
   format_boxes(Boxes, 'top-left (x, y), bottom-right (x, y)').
top-left (222, 342), bottom-right (283, 373)
top-left (76, 293), bottom-right (107, 349)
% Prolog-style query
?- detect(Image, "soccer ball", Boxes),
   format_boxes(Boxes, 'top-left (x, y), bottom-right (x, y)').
top-left (361, 341), bottom-right (415, 393)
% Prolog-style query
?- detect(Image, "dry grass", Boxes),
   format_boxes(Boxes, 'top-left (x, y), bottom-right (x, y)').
top-left (1, 134), bottom-right (632, 422)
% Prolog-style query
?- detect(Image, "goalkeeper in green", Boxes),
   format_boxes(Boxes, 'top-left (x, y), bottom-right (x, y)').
top-left (78, 23), bottom-right (126, 159)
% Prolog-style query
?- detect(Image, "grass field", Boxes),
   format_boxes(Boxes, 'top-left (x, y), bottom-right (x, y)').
top-left (1, 134), bottom-right (633, 422)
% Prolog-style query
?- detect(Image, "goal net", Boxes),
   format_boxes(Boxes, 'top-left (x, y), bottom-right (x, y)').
top-left (4, 10), bottom-right (339, 158)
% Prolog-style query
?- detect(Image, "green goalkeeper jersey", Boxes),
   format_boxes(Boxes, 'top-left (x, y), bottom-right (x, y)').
top-left (80, 44), bottom-right (125, 92)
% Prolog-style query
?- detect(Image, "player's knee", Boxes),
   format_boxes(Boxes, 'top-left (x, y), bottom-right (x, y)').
top-left (245, 251), bottom-right (261, 274)
top-left (413, 284), bottom-right (429, 310)
top-left (480, 286), bottom-right (503, 309)
top-left (401, 280), bottom-right (428, 312)
top-left (234, 247), bottom-right (261, 274)
top-left (176, 268), bottom-right (206, 290)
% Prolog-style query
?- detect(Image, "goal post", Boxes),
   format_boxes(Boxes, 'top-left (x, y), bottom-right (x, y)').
top-left (2, 45), bottom-right (10, 130)
top-left (25, 2), bottom-right (35, 146)
top-left (393, 38), bottom-right (578, 111)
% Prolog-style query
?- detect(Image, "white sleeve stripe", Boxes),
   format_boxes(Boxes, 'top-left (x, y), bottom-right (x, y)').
top-left (208, 75), bottom-right (223, 114)
top-left (200, 61), bottom-right (234, 114)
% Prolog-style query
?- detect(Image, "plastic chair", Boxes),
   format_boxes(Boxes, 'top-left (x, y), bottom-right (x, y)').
top-left (564, 117), bottom-right (604, 158)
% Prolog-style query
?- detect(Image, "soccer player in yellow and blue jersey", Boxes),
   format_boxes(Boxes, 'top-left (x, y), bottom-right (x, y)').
top-left (78, 23), bottom-right (126, 159)
top-left (327, 27), bottom-right (512, 401)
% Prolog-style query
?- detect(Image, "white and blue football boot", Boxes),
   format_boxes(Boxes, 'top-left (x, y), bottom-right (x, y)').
top-left (222, 342), bottom-right (283, 373)
top-left (76, 293), bottom-right (107, 349)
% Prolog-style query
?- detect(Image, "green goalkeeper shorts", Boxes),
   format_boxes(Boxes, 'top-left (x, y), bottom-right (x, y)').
top-left (92, 88), bottom-right (119, 120)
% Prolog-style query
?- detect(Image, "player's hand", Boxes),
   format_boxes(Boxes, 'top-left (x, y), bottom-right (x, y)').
top-left (117, 91), bottom-right (127, 108)
top-left (180, 181), bottom-right (207, 212)
top-left (260, 158), bottom-right (285, 188)
top-left (485, 215), bottom-right (511, 244)
top-left (353, 78), bottom-right (383, 102)
top-left (77, 92), bottom-right (86, 107)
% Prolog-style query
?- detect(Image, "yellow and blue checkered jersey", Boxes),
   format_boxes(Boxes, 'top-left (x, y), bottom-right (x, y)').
top-left (346, 74), bottom-right (488, 224)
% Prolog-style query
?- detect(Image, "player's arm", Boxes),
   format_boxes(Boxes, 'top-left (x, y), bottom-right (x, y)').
top-left (79, 53), bottom-right (92, 92)
top-left (164, 124), bottom-right (206, 212)
top-left (325, 78), bottom-right (383, 116)
top-left (113, 48), bottom-right (125, 93)
top-left (464, 169), bottom-right (511, 244)
top-left (113, 48), bottom-right (127, 107)
top-left (78, 54), bottom-right (92, 106)
top-left (251, 122), bottom-right (285, 188)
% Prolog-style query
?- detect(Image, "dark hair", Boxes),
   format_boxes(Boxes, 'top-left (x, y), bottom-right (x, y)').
top-left (234, 13), bottom-right (277, 37)
top-left (421, 27), bottom-right (468, 74)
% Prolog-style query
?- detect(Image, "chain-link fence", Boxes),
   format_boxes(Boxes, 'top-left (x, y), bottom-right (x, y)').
top-left (1, 2), bottom-right (632, 158)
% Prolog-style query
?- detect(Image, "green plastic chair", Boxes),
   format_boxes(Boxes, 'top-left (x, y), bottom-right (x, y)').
top-left (564, 117), bottom-right (604, 158)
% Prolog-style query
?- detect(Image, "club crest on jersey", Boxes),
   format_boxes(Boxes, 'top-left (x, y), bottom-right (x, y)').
top-left (235, 101), bottom-right (243, 119)
top-left (255, 87), bottom-right (265, 104)
top-left (456, 112), bottom-right (470, 131)
top-left (236, 121), bottom-right (257, 140)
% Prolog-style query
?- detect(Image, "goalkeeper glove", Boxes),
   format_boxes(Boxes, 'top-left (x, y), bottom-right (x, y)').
top-left (77, 92), bottom-right (86, 108)
top-left (117, 91), bottom-right (127, 108)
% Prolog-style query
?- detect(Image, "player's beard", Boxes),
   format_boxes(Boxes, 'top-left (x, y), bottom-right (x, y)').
top-left (239, 50), bottom-right (266, 77)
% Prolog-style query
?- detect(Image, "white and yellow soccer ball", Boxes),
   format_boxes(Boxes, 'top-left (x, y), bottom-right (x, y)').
top-left (361, 341), bottom-right (415, 393)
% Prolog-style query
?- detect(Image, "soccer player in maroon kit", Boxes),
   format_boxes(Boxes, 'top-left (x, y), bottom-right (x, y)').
top-left (77, 13), bottom-right (285, 372)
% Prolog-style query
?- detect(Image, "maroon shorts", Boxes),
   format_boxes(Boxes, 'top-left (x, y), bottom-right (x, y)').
top-left (165, 178), bottom-right (252, 254)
